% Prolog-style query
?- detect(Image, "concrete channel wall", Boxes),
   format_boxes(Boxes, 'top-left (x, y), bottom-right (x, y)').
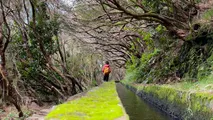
top-left (122, 83), bottom-right (213, 120)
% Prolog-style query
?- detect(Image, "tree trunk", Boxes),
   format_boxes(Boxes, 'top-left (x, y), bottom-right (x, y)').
top-left (0, 13), bottom-right (23, 118)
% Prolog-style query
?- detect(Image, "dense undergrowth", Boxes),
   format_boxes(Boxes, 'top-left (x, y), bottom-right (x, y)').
top-left (124, 24), bottom-right (213, 84)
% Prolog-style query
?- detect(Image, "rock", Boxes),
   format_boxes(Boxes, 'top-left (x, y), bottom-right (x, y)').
top-left (29, 102), bottom-right (41, 110)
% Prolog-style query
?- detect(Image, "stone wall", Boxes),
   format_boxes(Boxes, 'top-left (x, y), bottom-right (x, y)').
top-left (122, 83), bottom-right (213, 120)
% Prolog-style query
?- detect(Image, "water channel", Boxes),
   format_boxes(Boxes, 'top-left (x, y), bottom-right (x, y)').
top-left (116, 83), bottom-right (173, 120)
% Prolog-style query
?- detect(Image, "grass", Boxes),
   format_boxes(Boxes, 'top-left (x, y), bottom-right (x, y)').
top-left (162, 74), bottom-right (213, 93)
top-left (122, 72), bottom-right (213, 95)
top-left (45, 82), bottom-right (126, 120)
top-left (202, 8), bottom-right (213, 21)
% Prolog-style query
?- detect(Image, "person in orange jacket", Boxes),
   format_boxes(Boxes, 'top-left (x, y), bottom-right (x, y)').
top-left (102, 61), bottom-right (111, 82)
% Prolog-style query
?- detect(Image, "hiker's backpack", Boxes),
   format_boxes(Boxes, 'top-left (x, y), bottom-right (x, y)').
top-left (104, 67), bottom-right (110, 74)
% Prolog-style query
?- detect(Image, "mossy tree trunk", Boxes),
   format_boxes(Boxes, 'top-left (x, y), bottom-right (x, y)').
top-left (0, 9), bottom-right (23, 117)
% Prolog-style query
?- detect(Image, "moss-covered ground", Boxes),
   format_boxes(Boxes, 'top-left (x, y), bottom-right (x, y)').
top-left (45, 82), bottom-right (127, 120)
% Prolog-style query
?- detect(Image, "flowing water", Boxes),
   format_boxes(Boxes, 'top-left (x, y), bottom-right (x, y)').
top-left (116, 83), bottom-right (173, 120)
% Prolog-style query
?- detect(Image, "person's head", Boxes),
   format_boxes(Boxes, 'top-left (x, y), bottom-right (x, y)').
top-left (105, 61), bottom-right (109, 65)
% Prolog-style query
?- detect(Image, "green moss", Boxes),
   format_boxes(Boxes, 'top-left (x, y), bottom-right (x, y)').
top-left (46, 82), bottom-right (126, 120)
top-left (180, 93), bottom-right (187, 103)
top-left (127, 83), bottom-right (213, 119)
top-left (141, 85), bottom-right (179, 102)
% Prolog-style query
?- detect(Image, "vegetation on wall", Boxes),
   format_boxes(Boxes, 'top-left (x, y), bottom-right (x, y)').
top-left (124, 23), bottom-right (213, 84)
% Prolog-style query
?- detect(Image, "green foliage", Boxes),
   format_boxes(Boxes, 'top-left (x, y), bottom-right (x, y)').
top-left (177, 44), bottom-right (202, 79)
top-left (46, 82), bottom-right (126, 120)
top-left (140, 49), bottom-right (160, 63)
top-left (194, 0), bottom-right (201, 3)
top-left (12, 1), bottom-right (62, 101)
top-left (155, 25), bottom-right (166, 34)
top-left (177, 27), bottom-right (213, 81)
top-left (66, 51), bottom-right (102, 87)
top-left (142, 0), bottom-right (164, 12)
top-left (124, 49), bottom-right (160, 83)
top-left (124, 22), bottom-right (213, 84)
top-left (202, 8), bottom-right (213, 21)
top-left (139, 30), bottom-right (154, 49)
top-left (197, 53), bottom-right (213, 81)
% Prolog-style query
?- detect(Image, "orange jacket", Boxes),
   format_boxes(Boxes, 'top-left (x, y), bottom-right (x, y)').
top-left (102, 64), bottom-right (111, 74)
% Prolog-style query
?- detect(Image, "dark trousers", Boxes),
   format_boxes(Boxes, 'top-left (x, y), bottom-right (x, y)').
top-left (103, 74), bottom-right (109, 82)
